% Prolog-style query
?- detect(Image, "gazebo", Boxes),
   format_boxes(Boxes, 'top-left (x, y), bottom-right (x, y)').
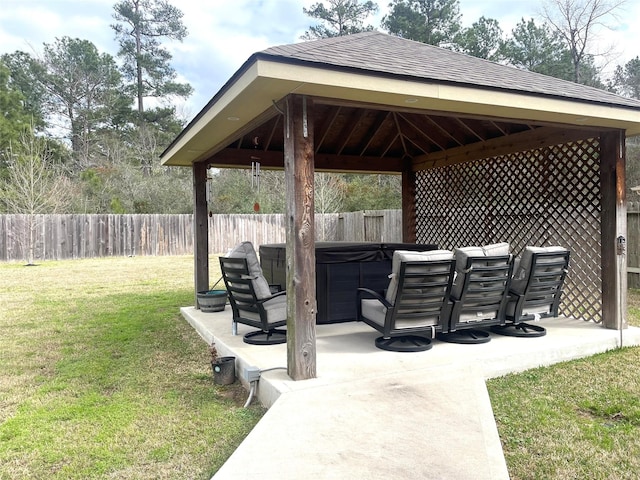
top-left (160, 32), bottom-right (640, 380)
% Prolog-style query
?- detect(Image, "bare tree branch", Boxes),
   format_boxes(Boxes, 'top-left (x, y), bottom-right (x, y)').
top-left (541, 0), bottom-right (626, 83)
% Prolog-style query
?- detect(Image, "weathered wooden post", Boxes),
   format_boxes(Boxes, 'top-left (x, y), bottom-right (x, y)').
top-left (284, 94), bottom-right (317, 380)
top-left (402, 166), bottom-right (417, 243)
top-left (600, 130), bottom-right (627, 331)
top-left (193, 161), bottom-right (209, 307)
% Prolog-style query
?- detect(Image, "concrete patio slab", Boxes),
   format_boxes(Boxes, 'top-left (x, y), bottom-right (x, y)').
top-left (214, 365), bottom-right (507, 480)
top-left (181, 306), bottom-right (640, 480)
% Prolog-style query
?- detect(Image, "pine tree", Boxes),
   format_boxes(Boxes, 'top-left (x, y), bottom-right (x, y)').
top-left (112, 0), bottom-right (192, 120)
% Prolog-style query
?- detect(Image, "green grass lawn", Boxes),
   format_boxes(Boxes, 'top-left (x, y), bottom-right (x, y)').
top-left (487, 290), bottom-right (640, 480)
top-left (0, 256), bottom-right (264, 480)
top-left (2, 256), bottom-right (640, 479)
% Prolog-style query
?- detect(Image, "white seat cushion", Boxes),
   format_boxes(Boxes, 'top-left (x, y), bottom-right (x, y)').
top-left (510, 246), bottom-right (567, 295)
top-left (239, 294), bottom-right (287, 323)
top-left (361, 298), bottom-right (387, 327)
top-left (505, 301), bottom-right (552, 318)
top-left (482, 242), bottom-right (510, 256)
top-left (361, 299), bottom-right (440, 329)
top-left (451, 243), bottom-right (510, 299)
top-left (228, 241), bottom-right (272, 299)
top-left (385, 249), bottom-right (454, 303)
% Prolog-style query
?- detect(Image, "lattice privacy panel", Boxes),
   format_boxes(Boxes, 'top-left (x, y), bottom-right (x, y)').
top-left (415, 139), bottom-right (602, 323)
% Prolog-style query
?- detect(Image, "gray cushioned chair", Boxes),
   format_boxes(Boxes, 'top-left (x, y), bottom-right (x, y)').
top-left (438, 243), bottom-right (513, 344)
top-left (491, 246), bottom-right (570, 337)
top-left (219, 241), bottom-right (287, 345)
top-left (357, 249), bottom-right (455, 352)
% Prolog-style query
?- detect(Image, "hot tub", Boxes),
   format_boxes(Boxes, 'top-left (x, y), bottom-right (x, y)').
top-left (259, 242), bottom-right (438, 324)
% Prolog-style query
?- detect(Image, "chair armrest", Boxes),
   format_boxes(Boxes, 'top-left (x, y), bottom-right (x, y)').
top-left (357, 287), bottom-right (392, 308)
top-left (256, 289), bottom-right (286, 304)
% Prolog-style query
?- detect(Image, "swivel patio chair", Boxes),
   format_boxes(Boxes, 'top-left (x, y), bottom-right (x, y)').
top-left (356, 249), bottom-right (455, 352)
top-left (438, 243), bottom-right (513, 344)
top-left (219, 241), bottom-right (287, 345)
top-left (491, 246), bottom-right (570, 338)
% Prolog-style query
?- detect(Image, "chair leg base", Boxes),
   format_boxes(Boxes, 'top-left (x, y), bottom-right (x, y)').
top-left (490, 323), bottom-right (546, 338)
top-left (243, 329), bottom-right (287, 345)
top-left (375, 335), bottom-right (432, 352)
top-left (437, 329), bottom-right (491, 344)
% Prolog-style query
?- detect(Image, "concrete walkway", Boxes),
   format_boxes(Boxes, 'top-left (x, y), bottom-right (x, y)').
top-left (181, 307), bottom-right (640, 479)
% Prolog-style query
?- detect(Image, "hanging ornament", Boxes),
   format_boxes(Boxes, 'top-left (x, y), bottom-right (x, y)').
top-left (250, 136), bottom-right (262, 213)
top-left (251, 154), bottom-right (261, 213)
top-left (251, 159), bottom-right (260, 192)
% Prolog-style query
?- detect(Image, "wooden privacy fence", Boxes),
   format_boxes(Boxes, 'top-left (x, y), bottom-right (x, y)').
top-left (627, 202), bottom-right (640, 288)
top-left (6, 208), bottom-right (640, 293)
top-left (0, 214), bottom-right (194, 261)
top-left (0, 210), bottom-right (403, 262)
top-left (5, 208), bottom-right (640, 288)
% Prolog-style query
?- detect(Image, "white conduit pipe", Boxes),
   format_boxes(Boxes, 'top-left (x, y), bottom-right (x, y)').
top-left (244, 381), bottom-right (257, 408)
top-left (244, 367), bottom-right (287, 408)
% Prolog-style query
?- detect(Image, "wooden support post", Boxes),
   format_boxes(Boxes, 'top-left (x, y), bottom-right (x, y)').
top-left (193, 162), bottom-right (209, 307)
top-left (402, 167), bottom-right (417, 243)
top-left (600, 130), bottom-right (627, 330)
top-left (284, 94), bottom-right (317, 380)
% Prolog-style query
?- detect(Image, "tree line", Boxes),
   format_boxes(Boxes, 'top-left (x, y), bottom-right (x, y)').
top-left (2, 0), bottom-right (640, 218)
top-left (303, 0), bottom-right (637, 90)
top-left (1, 0), bottom-right (193, 217)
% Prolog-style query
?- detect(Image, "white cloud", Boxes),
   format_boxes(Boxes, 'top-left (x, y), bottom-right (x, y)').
top-left (1, 0), bottom-right (639, 121)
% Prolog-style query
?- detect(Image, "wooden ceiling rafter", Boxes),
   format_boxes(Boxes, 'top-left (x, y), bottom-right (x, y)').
top-left (393, 115), bottom-right (439, 155)
top-left (411, 126), bottom-right (599, 172)
top-left (420, 114), bottom-right (465, 148)
top-left (396, 112), bottom-right (447, 151)
top-left (315, 105), bottom-right (342, 153)
top-left (198, 105), bottom-right (281, 164)
top-left (489, 120), bottom-right (508, 136)
top-left (263, 115), bottom-right (280, 151)
top-left (402, 132), bottom-right (434, 157)
top-left (312, 95), bottom-right (596, 132)
top-left (455, 118), bottom-right (486, 142)
top-left (337, 108), bottom-right (368, 155)
top-left (359, 110), bottom-right (392, 157)
top-left (233, 114), bottom-right (281, 152)
top-left (392, 112), bottom-right (410, 158)
top-left (382, 132), bottom-right (402, 158)
top-left (201, 93), bottom-right (615, 175)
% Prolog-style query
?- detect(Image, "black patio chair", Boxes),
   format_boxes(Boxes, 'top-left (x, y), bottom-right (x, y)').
top-left (491, 246), bottom-right (570, 338)
top-left (356, 250), bottom-right (455, 352)
top-left (219, 242), bottom-right (287, 345)
top-left (438, 243), bottom-right (513, 344)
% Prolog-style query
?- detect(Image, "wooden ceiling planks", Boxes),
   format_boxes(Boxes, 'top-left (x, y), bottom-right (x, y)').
top-left (211, 99), bottom-right (602, 174)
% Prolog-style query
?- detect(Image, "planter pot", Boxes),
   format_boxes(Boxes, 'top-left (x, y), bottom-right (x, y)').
top-left (212, 356), bottom-right (236, 385)
top-left (197, 290), bottom-right (227, 312)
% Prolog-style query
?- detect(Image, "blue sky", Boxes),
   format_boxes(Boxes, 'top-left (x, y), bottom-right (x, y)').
top-left (1, 0), bottom-right (637, 122)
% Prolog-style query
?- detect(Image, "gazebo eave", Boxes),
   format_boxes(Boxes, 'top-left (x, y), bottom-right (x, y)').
top-left (160, 57), bottom-right (640, 168)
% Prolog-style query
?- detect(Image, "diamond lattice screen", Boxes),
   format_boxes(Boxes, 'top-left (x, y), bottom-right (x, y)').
top-left (415, 139), bottom-right (602, 323)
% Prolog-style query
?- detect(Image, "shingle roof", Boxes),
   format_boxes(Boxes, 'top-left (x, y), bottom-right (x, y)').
top-left (258, 31), bottom-right (640, 110)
